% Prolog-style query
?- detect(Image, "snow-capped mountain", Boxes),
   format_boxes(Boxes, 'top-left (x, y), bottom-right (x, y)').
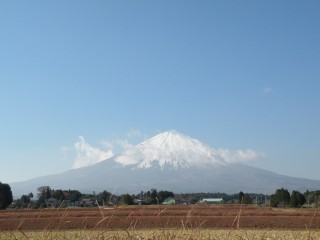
top-left (135, 130), bottom-right (225, 169)
top-left (10, 130), bottom-right (320, 197)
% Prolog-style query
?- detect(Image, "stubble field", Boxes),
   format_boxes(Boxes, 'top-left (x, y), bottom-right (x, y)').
top-left (0, 205), bottom-right (319, 239)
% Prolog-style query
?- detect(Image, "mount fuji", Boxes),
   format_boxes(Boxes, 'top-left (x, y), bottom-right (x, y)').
top-left (10, 130), bottom-right (320, 197)
top-left (117, 130), bottom-right (227, 169)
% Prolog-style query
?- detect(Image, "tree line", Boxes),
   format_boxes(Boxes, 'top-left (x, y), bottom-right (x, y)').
top-left (1, 181), bottom-right (320, 210)
top-left (11, 186), bottom-right (175, 209)
top-left (238, 188), bottom-right (309, 208)
top-left (269, 188), bottom-right (306, 208)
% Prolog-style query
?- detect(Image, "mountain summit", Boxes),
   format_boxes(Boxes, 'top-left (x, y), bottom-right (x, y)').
top-left (135, 130), bottom-right (225, 169)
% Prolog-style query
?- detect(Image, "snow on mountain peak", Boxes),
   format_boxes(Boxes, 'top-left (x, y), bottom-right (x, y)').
top-left (117, 130), bottom-right (226, 169)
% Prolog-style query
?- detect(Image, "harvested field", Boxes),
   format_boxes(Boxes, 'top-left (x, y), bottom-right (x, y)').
top-left (2, 229), bottom-right (320, 240)
top-left (0, 205), bottom-right (319, 231)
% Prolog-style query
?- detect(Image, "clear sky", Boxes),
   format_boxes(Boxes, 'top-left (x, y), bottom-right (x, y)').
top-left (1, 1), bottom-right (319, 183)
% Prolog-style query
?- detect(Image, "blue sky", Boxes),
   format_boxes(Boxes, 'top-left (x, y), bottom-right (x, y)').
top-left (1, 1), bottom-right (319, 183)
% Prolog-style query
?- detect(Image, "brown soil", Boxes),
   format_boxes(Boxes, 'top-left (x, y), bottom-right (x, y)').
top-left (0, 205), bottom-right (319, 231)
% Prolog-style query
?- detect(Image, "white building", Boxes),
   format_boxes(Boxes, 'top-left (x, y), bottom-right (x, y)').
top-left (199, 198), bottom-right (223, 204)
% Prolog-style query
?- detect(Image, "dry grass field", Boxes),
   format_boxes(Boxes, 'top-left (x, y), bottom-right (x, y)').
top-left (0, 205), bottom-right (319, 239)
top-left (2, 229), bottom-right (320, 240)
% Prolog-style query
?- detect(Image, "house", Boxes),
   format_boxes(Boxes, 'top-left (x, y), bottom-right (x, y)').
top-left (162, 197), bottom-right (176, 205)
top-left (45, 198), bottom-right (61, 208)
top-left (199, 198), bottom-right (223, 204)
top-left (81, 198), bottom-right (95, 207)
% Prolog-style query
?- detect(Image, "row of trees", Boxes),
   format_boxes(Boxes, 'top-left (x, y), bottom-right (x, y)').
top-left (2, 181), bottom-right (318, 210)
top-left (29, 187), bottom-right (310, 208)
top-left (269, 188), bottom-right (306, 208)
top-left (13, 186), bottom-right (175, 208)
top-left (304, 190), bottom-right (320, 205)
top-left (35, 186), bottom-right (83, 208)
top-left (237, 189), bottom-right (307, 208)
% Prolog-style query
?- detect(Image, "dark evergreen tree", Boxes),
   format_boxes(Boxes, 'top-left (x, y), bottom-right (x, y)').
top-left (13, 192), bottom-right (33, 209)
top-left (0, 182), bottom-right (13, 209)
top-left (28, 192), bottom-right (34, 200)
top-left (17, 194), bottom-right (32, 208)
top-left (150, 189), bottom-right (158, 204)
top-left (157, 191), bottom-right (174, 203)
top-left (97, 190), bottom-right (111, 205)
top-left (52, 189), bottom-right (64, 201)
top-left (68, 190), bottom-right (82, 202)
top-left (36, 186), bottom-right (51, 208)
top-left (121, 194), bottom-right (134, 205)
top-left (144, 191), bottom-right (152, 204)
top-left (243, 193), bottom-right (252, 204)
top-left (270, 188), bottom-right (290, 207)
top-left (238, 191), bottom-right (244, 204)
top-left (290, 190), bottom-right (306, 208)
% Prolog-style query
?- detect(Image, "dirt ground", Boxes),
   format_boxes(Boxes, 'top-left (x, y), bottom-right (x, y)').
top-left (0, 205), bottom-right (319, 231)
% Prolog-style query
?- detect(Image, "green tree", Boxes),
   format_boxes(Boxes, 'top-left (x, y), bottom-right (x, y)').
top-left (290, 190), bottom-right (306, 208)
top-left (52, 189), bottom-right (64, 201)
top-left (144, 191), bottom-right (152, 204)
top-left (36, 186), bottom-right (51, 208)
top-left (16, 192), bottom-right (34, 208)
top-left (121, 194), bottom-right (134, 205)
top-left (150, 189), bottom-right (158, 204)
top-left (0, 182), bottom-right (13, 209)
top-left (243, 194), bottom-right (252, 204)
top-left (37, 186), bottom-right (50, 198)
top-left (20, 195), bottom-right (31, 208)
top-left (67, 190), bottom-right (82, 202)
top-left (238, 191), bottom-right (244, 204)
top-left (28, 192), bottom-right (34, 200)
top-left (238, 191), bottom-right (252, 204)
top-left (157, 191), bottom-right (174, 203)
top-left (270, 188), bottom-right (290, 207)
top-left (97, 190), bottom-right (111, 205)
